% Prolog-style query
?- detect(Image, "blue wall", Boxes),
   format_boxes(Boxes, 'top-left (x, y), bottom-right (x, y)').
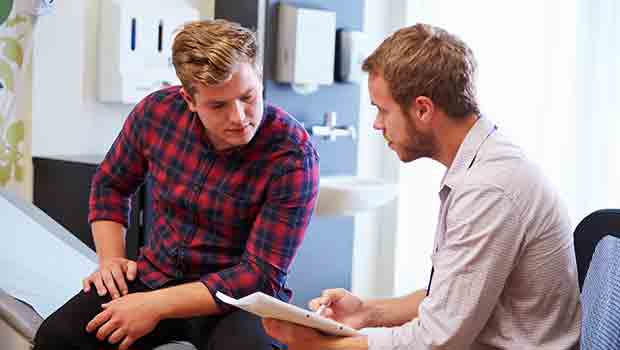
top-left (263, 0), bottom-right (365, 306)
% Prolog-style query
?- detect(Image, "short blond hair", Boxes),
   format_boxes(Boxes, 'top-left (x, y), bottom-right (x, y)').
top-left (172, 19), bottom-right (259, 96)
top-left (362, 23), bottom-right (479, 119)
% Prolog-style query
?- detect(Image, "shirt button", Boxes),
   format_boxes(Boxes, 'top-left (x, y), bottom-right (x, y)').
top-left (193, 184), bottom-right (201, 192)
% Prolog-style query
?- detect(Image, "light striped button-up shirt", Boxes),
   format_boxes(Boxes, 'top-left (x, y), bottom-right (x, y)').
top-left (367, 117), bottom-right (581, 349)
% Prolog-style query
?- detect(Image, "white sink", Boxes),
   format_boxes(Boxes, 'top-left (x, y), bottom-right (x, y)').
top-left (315, 176), bottom-right (399, 216)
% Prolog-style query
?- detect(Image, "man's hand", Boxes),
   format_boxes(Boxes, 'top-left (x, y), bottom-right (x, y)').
top-left (86, 292), bottom-right (161, 350)
top-left (83, 257), bottom-right (137, 299)
top-left (262, 318), bottom-right (327, 350)
top-left (263, 319), bottom-right (369, 350)
top-left (308, 288), bottom-right (370, 330)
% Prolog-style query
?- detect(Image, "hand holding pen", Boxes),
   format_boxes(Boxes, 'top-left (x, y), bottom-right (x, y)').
top-left (315, 302), bottom-right (329, 316)
top-left (308, 288), bottom-right (368, 330)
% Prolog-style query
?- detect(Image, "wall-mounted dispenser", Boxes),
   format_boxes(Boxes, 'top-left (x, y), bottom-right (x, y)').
top-left (337, 30), bottom-right (368, 84)
top-left (275, 4), bottom-right (336, 95)
top-left (97, 0), bottom-right (198, 104)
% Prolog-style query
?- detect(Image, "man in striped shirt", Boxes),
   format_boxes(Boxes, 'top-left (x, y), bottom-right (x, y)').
top-left (264, 23), bottom-right (581, 350)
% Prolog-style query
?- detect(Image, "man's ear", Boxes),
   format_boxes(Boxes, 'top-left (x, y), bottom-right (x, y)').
top-left (180, 87), bottom-right (198, 112)
top-left (411, 96), bottom-right (434, 124)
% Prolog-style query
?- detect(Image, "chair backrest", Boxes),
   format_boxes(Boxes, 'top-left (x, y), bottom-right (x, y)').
top-left (581, 235), bottom-right (620, 350)
top-left (574, 209), bottom-right (620, 290)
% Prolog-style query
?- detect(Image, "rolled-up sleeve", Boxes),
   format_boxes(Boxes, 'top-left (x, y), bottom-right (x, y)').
top-left (201, 147), bottom-right (319, 309)
top-left (88, 99), bottom-right (149, 227)
top-left (367, 185), bottom-right (524, 349)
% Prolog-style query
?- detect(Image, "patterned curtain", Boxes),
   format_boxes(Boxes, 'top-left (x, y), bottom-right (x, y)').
top-left (0, 0), bottom-right (33, 200)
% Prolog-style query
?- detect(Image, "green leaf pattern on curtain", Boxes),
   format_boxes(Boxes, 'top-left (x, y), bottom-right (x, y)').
top-left (0, 4), bottom-right (30, 187)
top-left (0, 37), bottom-right (24, 67)
top-left (0, 0), bottom-right (12, 27)
top-left (6, 15), bottom-right (27, 28)
top-left (0, 59), bottom-right (14, 91)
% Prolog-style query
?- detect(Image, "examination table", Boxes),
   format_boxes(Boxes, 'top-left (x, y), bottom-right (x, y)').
top-left (0, 189), bottom-right (196, 350)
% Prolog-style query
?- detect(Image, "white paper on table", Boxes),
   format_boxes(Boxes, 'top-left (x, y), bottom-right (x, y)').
top-left (216, 291), bottom-right (361, 337)
top-left (1, 190), bottom-right (98, 319)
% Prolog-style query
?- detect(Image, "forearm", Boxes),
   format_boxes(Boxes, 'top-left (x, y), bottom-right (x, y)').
top-left (364, 289), bottom-right (426, 328)
top-left (318, 336), bottom-right (369, 350)
top-left (92, 220), bottom-right (126, 262)
top-left (151, 282), bottom-right (220, 319)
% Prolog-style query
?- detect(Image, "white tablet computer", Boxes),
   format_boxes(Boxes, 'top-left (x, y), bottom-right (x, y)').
top-left (216, 291), bottom-right (361, 337)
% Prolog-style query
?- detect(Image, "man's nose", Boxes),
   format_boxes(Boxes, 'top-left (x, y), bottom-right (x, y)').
top-left (230, 100), bottom-right (246, 123)
top-left (373, 115), bottom-right (384, 131)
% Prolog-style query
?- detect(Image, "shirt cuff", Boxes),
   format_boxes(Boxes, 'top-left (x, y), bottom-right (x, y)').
top-left (200, 274), bottom-right (233, 312)
top-left (361, 327), bottom-right (394, 350)
top-left (88, 213), bottom-right (128, 227)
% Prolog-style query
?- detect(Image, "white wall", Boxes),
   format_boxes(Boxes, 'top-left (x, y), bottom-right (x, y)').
top-left (31, 1), bottom-right (212, 157)
top-left (352, 0), bottom-right (405, 298)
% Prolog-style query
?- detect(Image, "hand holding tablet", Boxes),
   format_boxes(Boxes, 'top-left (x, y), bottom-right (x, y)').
top-left (216, 291), bottom-right (360, 337)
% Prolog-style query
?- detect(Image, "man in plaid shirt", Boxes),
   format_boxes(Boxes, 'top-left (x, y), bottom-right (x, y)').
top-left (34, 20), bottom-right (319, 350)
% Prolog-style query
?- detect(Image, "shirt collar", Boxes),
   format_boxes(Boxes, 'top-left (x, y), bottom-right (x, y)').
top-left (439, 117), bottom-right (497, 193)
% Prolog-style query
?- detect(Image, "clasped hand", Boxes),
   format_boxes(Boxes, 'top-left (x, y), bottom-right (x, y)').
top-left (83, 258), bottom-right (160, 350)
top-left (86, 292), bottom-right (161, 350)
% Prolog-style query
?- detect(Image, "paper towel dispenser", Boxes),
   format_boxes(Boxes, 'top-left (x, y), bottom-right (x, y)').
top-left (275, 4), bottom-right (336, 95)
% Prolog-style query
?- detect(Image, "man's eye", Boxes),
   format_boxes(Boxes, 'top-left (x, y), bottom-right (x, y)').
top-left (241, 94), bottom-right (254, 102)
top-left (210, 104), bottom-right (225, 110)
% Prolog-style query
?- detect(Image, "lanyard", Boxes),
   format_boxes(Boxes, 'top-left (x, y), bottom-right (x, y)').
top-left (426, 267), bottom-right (434, 296)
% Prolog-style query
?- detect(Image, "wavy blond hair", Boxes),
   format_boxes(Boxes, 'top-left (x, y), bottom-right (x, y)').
top-left (172, 19), bottom-right (260, 96)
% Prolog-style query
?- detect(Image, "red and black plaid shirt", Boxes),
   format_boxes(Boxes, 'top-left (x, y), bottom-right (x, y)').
top-left (88, 86), bottom-right (319, 307)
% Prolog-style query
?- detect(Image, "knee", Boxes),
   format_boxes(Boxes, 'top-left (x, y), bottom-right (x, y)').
top-left (33, 289), bottom-right (107, 349)
top-left (33, 315), bottom-right (74, 350)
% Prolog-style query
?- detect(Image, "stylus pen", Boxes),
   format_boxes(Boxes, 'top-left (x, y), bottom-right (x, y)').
top-left (315, 304), bottom-right (327, 315)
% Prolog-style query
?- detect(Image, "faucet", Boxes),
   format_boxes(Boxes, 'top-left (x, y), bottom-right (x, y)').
top-left (307, 112), bottom-right (357, 141)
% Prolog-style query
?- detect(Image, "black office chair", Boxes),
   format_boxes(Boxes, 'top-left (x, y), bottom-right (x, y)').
top-left (574, 209), bottom-right (620, 290)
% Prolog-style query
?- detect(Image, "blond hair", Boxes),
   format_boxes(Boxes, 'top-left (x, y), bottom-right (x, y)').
top-left (172, 19), bottom-right (259, 96)
top-left (362, 23), bottom-right (479, 119)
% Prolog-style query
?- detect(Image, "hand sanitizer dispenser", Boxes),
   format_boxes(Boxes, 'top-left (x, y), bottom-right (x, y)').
top-left (97, 0), bottom-right (199, 104)
top-left (275, 4), bottom-right (336, 95)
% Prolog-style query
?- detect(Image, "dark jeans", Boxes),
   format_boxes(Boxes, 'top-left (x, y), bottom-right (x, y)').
top-left (33, 279), bottom-right (283, 350)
